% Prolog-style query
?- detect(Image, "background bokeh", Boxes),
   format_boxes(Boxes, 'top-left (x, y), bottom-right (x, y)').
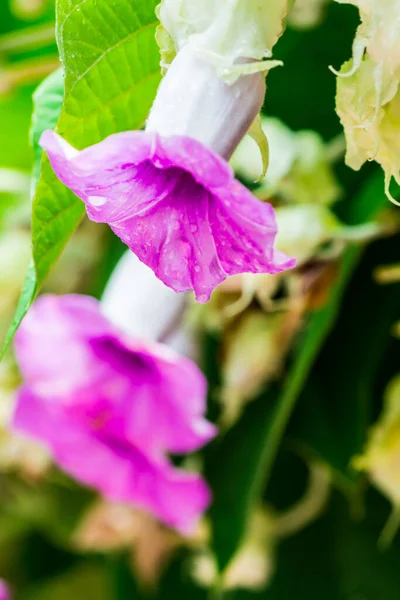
top-left (1, 1), bottom-right (400, 598)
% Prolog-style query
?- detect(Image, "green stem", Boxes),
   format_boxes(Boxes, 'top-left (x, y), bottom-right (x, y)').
top-left (378, 505), bottom-right (400, 550)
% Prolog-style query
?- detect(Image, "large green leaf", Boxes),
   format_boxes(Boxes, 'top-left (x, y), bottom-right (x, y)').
top-left (207, 171), bottom-right (393, 571)
top-left (1, 0), bottom-right (161, 356)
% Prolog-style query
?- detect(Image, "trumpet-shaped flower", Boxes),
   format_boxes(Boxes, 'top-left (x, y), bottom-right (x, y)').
top-left (13, 294), bottom-right (216, 532)
top-left (41, 131), bottom-right (295, 303)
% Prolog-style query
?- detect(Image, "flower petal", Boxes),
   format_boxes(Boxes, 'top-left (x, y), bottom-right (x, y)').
top-left (14, 294), bottom-right (112, 402)
top-left (0, 580), bottom-right (10, 600)
top-left (91, 334), bottom-right (217, 453)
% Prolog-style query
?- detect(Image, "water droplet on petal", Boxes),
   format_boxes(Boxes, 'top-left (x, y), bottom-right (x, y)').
top-left (88, 195), bottom-right (106, 207)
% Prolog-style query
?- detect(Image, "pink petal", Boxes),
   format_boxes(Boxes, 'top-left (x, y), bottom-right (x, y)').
top-left (91, 335), bottom-right (217, 453)
top-left (13, 295), bottom-right (112, 403)
top-left (0, 581), bottom-right (10, 600)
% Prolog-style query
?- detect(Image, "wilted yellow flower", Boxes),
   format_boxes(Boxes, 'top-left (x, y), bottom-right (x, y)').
top-left (334, 0), bottom-right (400, 202)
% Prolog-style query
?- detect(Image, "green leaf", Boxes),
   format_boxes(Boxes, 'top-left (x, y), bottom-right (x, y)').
top-left (1, 0), bottom-right (161, 357)
top-left (30, 67), bottom-right (64, 190)
top-left (207, 170), bottom-right (393, 571)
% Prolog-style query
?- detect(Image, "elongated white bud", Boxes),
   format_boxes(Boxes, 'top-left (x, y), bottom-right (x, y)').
top-left (146, 45), bottom-right (266, 160)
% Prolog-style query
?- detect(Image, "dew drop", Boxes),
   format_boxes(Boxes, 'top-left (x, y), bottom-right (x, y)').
top-left (88, 195), bottom-right (106, 207)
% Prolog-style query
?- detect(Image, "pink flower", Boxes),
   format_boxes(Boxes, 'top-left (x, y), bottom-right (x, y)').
top-left (13, 294), bottom-right (216, 532)
top-left (0, 580), bottom-right (10, 600)
top-left (40, 131), bottom-right (294, 303)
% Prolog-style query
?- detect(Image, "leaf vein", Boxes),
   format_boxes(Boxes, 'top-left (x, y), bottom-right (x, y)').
top-left (67, 20), bottom-right (157, 96)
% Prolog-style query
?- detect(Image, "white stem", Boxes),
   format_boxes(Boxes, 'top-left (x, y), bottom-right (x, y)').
top-left (146, 45), bottom-right (266, 160)
top-left (100, 252), bottom-right (185, 340)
